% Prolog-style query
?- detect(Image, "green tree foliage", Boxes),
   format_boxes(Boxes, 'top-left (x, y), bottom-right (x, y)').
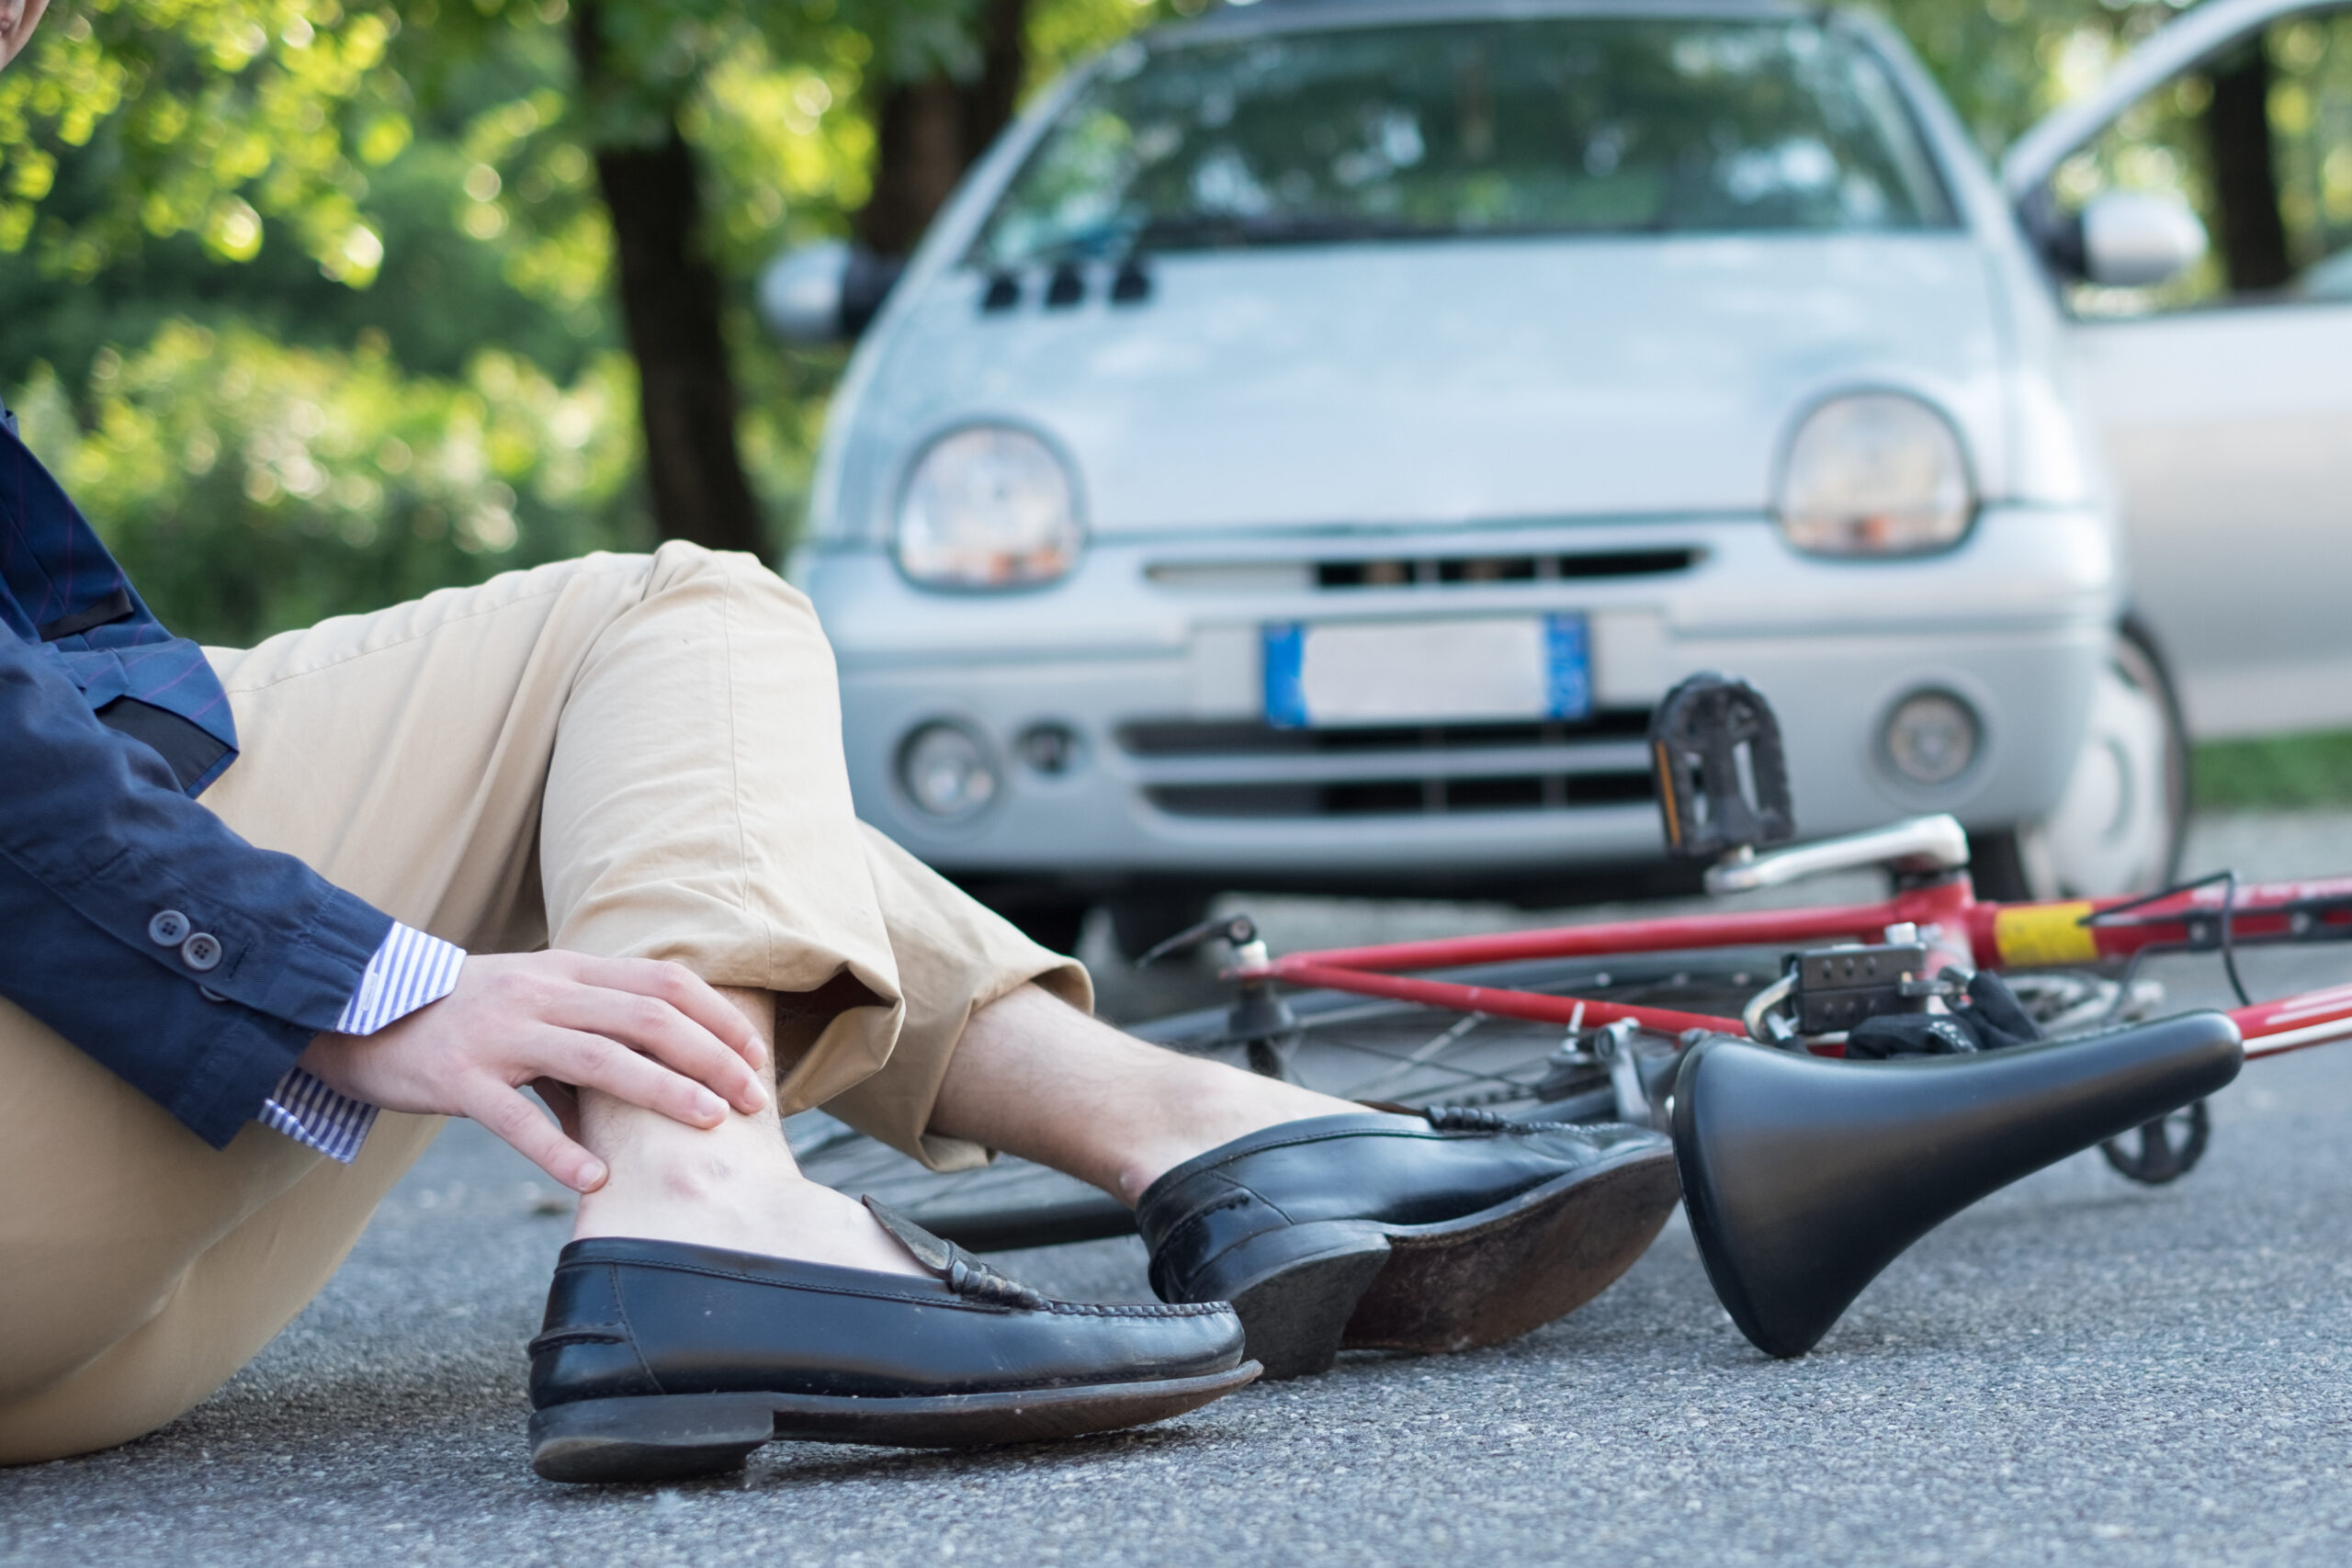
top-left (11, 321), bottom-right (639, 643)
top-left (0, 0), bottom-right (405, 280)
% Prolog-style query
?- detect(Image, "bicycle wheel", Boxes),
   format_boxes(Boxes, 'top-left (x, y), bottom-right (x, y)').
top-left (793, 947), bottom-right (1779, 1252)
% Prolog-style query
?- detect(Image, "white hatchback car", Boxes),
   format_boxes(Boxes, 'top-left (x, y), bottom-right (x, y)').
top-left (768, 0), bottom-right (2314, 954)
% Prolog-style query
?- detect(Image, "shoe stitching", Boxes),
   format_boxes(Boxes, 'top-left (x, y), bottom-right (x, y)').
top-left (1042, 1300), bottom-right (1230, 1319)
top-left (1149, 1189), bottom-right (1283, 1302)
top-left (605, 1261), bottom-right (664, 1393)
top-left (1142, 1199), bottom-right (1245, 1264)
top-left (1159, 1190), bottom-right (1256, 1235)
top-left (1421, 1106), bottom-right (1521, 1133)
top-left (1421, 1105), bottom-right (1606, 1136)
top-left (1176, 1124), bottom-right (1449, 1168)
top-left (1138, 1175), bottom-right (1270, 1259)
top-left (559, 1254), bottom-right (1231, 1317)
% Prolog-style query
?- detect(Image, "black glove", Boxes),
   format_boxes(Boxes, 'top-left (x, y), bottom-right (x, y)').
top-left (1844, 969), bottom-right (2047, 1059)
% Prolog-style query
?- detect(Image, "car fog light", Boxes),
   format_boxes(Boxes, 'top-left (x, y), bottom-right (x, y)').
top-left (1882, 690), bottom-right (1979, 786)
top-left (1014, 722), bottom-right (1082, 776)
top-left (899, 723), bottom-right (1000, 818)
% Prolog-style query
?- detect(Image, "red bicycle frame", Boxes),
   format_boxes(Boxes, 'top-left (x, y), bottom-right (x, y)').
top-left (1243, 873), bottom-right (2352, 1061)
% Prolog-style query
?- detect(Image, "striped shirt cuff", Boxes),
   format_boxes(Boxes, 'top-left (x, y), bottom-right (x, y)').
top-left (333, 921), bottom-right (467, 1036)
top-left (259, 1066), bottom-right (380, 1164)
top-left (257, 922), bottom-right (467, 1164)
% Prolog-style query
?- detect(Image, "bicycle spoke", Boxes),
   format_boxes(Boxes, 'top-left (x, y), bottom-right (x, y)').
top-left (1344, 1012), bottom-right (1489, 1100)
top-left (1288, 1020), bottom-right (1565, 1100)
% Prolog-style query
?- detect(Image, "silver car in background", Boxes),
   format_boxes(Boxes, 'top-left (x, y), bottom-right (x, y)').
top-left (770, 0), bottom-right (2195, 953)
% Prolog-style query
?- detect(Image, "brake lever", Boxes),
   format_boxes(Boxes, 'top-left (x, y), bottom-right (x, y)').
top-left (1137, 913), bottom-right (1264, 969)
top-left (1136, 912), bottom-right (1298, 1076)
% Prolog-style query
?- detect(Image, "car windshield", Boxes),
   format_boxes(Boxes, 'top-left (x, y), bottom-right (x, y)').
top-left (972, 15), bottom-right (1956, 266)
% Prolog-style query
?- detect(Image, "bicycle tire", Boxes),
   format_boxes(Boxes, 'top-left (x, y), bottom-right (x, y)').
top-left (793, 947), bottom-right (1780, 1252)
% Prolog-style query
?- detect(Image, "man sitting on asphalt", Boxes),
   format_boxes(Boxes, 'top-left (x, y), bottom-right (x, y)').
top-left (0, 0), bottom-right (1679, 1483)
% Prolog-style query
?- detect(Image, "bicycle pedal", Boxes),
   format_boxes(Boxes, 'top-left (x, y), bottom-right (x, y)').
top-left (1648, 672), bottom-right (1796, 862)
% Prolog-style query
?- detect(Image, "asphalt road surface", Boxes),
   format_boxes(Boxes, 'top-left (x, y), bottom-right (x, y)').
top-left (6, 814), bottom-right (2352, 1567)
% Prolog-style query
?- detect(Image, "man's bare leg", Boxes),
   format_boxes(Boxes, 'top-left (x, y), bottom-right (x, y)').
top-left (569, 982), bottom-right (1357, 1266)
top-left (929, 985), bottom-right (1354, 1204)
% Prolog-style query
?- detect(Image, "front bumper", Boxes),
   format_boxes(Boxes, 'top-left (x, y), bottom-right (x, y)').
top-left (799, 507), bottom-right (2118, 900)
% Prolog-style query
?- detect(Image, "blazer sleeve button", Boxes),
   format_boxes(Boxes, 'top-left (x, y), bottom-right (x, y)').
top-left (149, 909), bottom-right (191, 946)
top-left (181, 932), bottom-right (223, 972)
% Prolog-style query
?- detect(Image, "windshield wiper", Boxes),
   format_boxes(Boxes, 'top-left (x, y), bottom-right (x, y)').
top-left (1128, 210), bottom-right (1436, 252)
top-left (1008, 209), bottom-right (1660, 268)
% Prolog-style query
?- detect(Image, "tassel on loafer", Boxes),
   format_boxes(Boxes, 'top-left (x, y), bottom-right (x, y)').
top-left (527, 1200), bottom-right (1257, 1483)
top-left (1136, 1109), bottom-right (1680, 1379)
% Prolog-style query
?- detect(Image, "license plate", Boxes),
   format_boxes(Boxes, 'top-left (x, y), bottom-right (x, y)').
top-left (1263, 615), bottom-right (1590, 729)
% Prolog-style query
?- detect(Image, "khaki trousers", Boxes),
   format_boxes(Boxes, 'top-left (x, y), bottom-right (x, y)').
top-left (0, 543), bottom-right (1084, 1465)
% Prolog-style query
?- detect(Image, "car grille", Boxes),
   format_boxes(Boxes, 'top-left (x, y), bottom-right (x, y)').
top-left (1316, 548), bottom-right (1698, 589)
top-left (1119, 713), bottom-right (1657, 820)
top-left (1144, 547), bottom-right (1702, 594)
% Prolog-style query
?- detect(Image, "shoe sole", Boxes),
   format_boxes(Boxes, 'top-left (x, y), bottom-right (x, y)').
top-left (1212, 1145), bottom-right (1681, 1380)
top-left (1345, 1145), bottom-right (1681, 1356)
top-left (528, 1362), bottom-right (1262, 1483)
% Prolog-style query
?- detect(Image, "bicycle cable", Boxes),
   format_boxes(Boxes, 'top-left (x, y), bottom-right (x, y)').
top-left (2082, 868), bottom-right (2251, 1009)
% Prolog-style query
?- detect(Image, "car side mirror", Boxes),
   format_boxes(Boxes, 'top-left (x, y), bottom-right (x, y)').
top-left (756, 241), bottom-right (906, 344)
top-left (2078, 190), bottom-right (2208, 288)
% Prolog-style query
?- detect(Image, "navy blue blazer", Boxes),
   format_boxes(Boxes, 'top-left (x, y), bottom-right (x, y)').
top-left (2, 415), bottom-right (391, 1147)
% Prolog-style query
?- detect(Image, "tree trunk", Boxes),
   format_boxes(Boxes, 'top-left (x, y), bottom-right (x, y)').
top-left (961, 0), bottom-right (1031, 178)
top-left (2205, 39), bottom-right (2293, 296)
top-left (856, 0), bottom-right (1031, 258)
top-left (570, 5), bottom-right (766, 554)
top-left (858, 78), bottom-right (970, 258)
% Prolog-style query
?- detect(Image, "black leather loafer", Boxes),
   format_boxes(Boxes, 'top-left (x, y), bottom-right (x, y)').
top-left (1136, 1109), bottom-right (1679, 1379)
top-left (527, 1201), bottom-right (1256, 1483)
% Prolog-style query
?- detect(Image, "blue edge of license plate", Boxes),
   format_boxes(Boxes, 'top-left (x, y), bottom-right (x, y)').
top-left (1263, 614), bottom-right (1591, 730)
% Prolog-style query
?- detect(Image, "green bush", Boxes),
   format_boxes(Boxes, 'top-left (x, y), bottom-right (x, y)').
top-left (11, 320), bottom-right (649, 647)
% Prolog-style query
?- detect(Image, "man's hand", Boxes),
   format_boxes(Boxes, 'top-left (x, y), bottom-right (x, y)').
top-left (297, 951), bottom-right (771, 1192)
top-left (1, 0), bottom-right (51, 69)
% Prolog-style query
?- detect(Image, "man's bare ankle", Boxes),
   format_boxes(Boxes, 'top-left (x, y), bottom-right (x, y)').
top-left (1108, 1059), bottom-right (1359, 1203)
top-left (573, 1133), bottom-right (791, 1227)
top-left (570, 1108), bottom-right (927, 1277)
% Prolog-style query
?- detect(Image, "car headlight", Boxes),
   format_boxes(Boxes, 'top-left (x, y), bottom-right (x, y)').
top-left (896, 426), bottom-right (1084, 589)
top-left (1778, 392), bottom-right (1974, 557)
